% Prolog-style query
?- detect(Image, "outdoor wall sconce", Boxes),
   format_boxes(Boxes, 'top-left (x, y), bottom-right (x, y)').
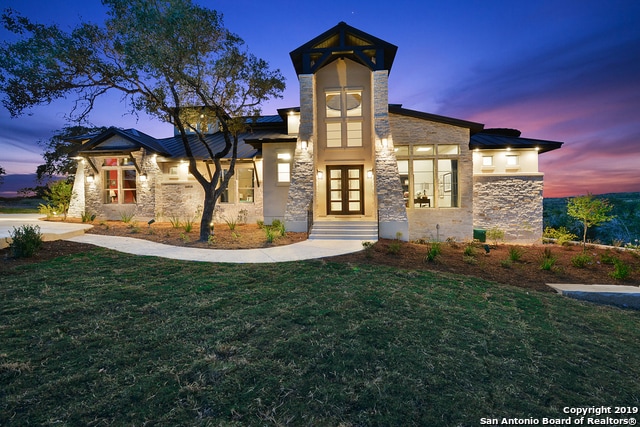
top-left (86, 174), bottom-right (95, 183)
top-left (317, 170), bottom-right (324, 180)
top-left (382, 138), bottom-right (389, 148)
top-left (367, 170), bottom-right (373, 179)
top-left (140, 173), bottom-right (148, 182)
top-left (301, 140), bottom-right (308, 151)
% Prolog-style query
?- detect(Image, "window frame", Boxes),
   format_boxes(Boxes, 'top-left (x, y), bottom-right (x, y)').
top-left (324, 88), bottom-right (363, 149)
top-left (395, 142), bottom-right (460, 209)
top-left (101, 157), bottom-right (137, 205)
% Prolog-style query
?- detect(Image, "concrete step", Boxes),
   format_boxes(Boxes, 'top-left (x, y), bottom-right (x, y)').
top-left (309, 221), bottom-right (378, 241)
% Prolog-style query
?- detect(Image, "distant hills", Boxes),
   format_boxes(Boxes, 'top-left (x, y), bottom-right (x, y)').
top-left (0, 174), bottom-right (40, 197)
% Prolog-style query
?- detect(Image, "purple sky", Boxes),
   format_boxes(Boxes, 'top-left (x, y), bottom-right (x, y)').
top-left (1, 0), bottom-right (639, 197)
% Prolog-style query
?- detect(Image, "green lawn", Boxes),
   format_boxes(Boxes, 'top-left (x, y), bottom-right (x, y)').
top-left (2, 248), bottom-right (639, 425)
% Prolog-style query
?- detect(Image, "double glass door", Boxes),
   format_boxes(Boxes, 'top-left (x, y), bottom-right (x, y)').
top-left (326, 165), bottom-right (364, 215)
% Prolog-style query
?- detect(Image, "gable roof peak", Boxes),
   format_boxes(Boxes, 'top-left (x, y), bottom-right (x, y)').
top-left (290, 22), bottom-right (397, 75)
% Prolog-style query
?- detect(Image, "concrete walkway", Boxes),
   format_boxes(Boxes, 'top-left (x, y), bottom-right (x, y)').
top-left (0, 214), bottom-right (92, 249)
top-left (548, 283), bottom-right (640, 310)
top-left (1, 214), bottom-right (364, 263)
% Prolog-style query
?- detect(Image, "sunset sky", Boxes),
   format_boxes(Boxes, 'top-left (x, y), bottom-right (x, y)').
top-left (1, 0), bottom-right (638, 197)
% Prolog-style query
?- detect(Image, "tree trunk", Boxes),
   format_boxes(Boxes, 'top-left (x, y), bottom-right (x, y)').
top-left (199, 183), bottom-right (217, 242)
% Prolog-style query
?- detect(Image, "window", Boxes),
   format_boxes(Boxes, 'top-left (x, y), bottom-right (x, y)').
top-left (276, 152), bottom-right (292, 183)
top-left (324, 89), bottom-right (363, 148)
top-left (506, 155), bottom-right (519, 167)
top-left (219, 166), bottom-right (255, 203)
top-left (482, 156), bottom-right (493, 166)
top-left (102, 157), bottom-right (137, 204)
top-left (396, 143), bottom-right (460, 208)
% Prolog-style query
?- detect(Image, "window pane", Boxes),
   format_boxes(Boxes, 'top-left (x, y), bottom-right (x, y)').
top-left (103, 158), bottom-right (119, 166)
top-left (238, 168), bottom-right (254, 202)
top-left (277, 162), bottom-right (290, 183)
top-left (506, 155), bottom-right (519, 166)
top-left (438, 145), bottom-right (459, 155)
top-left (345, 91), bottom-right (362, 117)
top-left (122, 170), bottom-right (137, 204)
top-left (346, 122), bottom-right (362, 147)
top-left (326, 122), bottom-right (342, 147)
top-left (438, 159), bottom-right (458, 207)
top-left (413, 159), bottom-right (434, 208)
top-left (326, 92), bottom-right (341, 117)
top-left (482, 156), bottom-right (493, 166)
top-left (103, 170), bottom-right (119, 204)
top-left (395, 146), bottom-right (409, 156)
top-left (413, 145), bottom-right (434, 155)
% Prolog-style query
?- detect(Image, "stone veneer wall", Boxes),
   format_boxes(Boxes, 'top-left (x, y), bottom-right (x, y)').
top-left (285, 74), bottom-right (315, 232)
top-left (473, 174), bottom-right (544, 243)
top-left (389, 113), bottom-right (474, 242)
top-left (373, 70), bottom-right (409, 240)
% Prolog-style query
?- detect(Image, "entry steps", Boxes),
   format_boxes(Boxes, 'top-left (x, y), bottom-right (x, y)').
top-left (308, 221), bottom-right (378, 241)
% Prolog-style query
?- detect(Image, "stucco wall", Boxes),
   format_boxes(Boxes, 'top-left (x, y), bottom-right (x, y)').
top-left (473, 174), bottom-right (544, 243)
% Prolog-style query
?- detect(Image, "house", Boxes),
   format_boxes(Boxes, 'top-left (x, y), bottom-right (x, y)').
top-left (68, 22), bottom-right (562, 243)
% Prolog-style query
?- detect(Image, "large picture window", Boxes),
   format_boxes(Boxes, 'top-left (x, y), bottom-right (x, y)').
top-left (324, 89), bottom-right (363, 148)
top-left (102, 157), bottom-right (137, 204)
top-left (397, 144), bottom-right (459, 208)
top-left (219, 166), bottom-right (255, 203)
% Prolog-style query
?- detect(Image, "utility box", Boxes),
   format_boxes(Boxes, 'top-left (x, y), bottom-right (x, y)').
top-left (473, 229), bottom-right (486, 243)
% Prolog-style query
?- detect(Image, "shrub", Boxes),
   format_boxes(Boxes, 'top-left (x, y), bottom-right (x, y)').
top-left (501, 259), bottom-right (512, 268)
top-left (265, 227), bottom-right (275, 244)
top-left (543, 226), bottom-right (577, 246)
top-left (8, 225), bottom-right (43, 258)
top-left (600, 252), bottom-right (617, 265)
top-left (610, 259), bottom-right (631, 280)
top-left (463, 244), bottom-right (475, 257)
top-left (43, 180), bottom-right (73, 220)
top-left (388, 241), bottom-right (401, 255)
top-left (508, 246), bottom-right (524, 262)
top-left (571, 253), bottom-right (593, 268)
top-left (362, 241), bottom-right (375, 258)
top-left (120, 209), bottom-right (135, 223)
top-left (38, 203), bottom-right (57, 219)
top-left (81, 211), bottom-right (96, 223)
top-left (486, 227), bottom-right (505, 246)
top-left (425, 241), bottom-right (441, 262)
top-left (539, 248), bottom-right (557, 271)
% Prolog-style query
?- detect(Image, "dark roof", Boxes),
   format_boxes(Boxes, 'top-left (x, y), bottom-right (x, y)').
top-left (74, 127), bottom-right (172, 157)
top-left (470, 131), bottom-right (563, 154)
top-left (389, 105), bottom-right (485, 133)
top-left (290, 22), bottom-right (398, 75)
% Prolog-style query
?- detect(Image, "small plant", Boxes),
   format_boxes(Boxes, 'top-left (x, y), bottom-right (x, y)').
top-left (120, 209), bottom-right (135, 223)
top-left (425, 241), bottom-right (441, 262)
top-left (543, 226), bottom-right (577, 246)
top-left (224, 214), bottom-right (238, 231)
top-left (8, 225), bottom-right (43, 258)
top-left (169, 215), bottom-right (181, 229)
top-left (127, 222), bottom-right (140, 234)
top-left (207, 235), bottom-right (216, 245)
top-left (388, 241), bottom-right (402, 255)
top-left (463, 243), bottom-right (476, 257)
top-left (182, 218), bottom-right (194, 233)
top-left (501, 259), bottom-right (513, 268)
top-left (539, 248), bottom-right (557, 271)
top-left (38, 203), bottom-right (57, 219)
top-left (180, 232), bottom-right (190, 243)
top-left (362, 241), bottom-right (375, 258)
top-left (265, 227), bottom-right (275, 244)
top-left (600, 252), bottom-right (617, 265)
top-left (571, 253), bottom-right (593, 268)
top-left (486, 227), bottom-right (505, 247)
top-left (463, 255), bottom-right (478, 265)
top-left (256, 220), bottom-right (265, 229)
top-left (610, 259), bottom-right (631, 280)
top-left (81, 211), bottom-right (96, 223)
top-left (508, 246), bottom-right (524, 262)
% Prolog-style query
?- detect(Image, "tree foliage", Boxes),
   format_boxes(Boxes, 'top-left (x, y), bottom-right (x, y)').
top-left (42, 179), bottom-right (74, 220)
top-left (567, 192), bottom-right (615, 249)
top-left (0, 164), bottom-right (5, 185)
top-left (0, 0), bottom-right (285, 241)
top-left (37, 125), bottom-right (108, 182)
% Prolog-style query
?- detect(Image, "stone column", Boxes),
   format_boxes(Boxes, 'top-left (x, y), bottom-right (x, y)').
top-left (285, 74), bottom-right (316, 232)
top-left (373, 70), bottom-right (408, 240)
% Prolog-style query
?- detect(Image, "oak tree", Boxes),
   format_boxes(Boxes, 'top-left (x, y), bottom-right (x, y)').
top-left (0, 0), bottom-right (285, 241)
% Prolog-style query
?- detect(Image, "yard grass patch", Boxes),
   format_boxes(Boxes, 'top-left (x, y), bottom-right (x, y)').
top-left (2, 249), bottom-right (640, 425)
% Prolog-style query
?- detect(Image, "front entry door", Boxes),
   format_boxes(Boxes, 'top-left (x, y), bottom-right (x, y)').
top-left (326, 165), bottom-right (364, 215)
